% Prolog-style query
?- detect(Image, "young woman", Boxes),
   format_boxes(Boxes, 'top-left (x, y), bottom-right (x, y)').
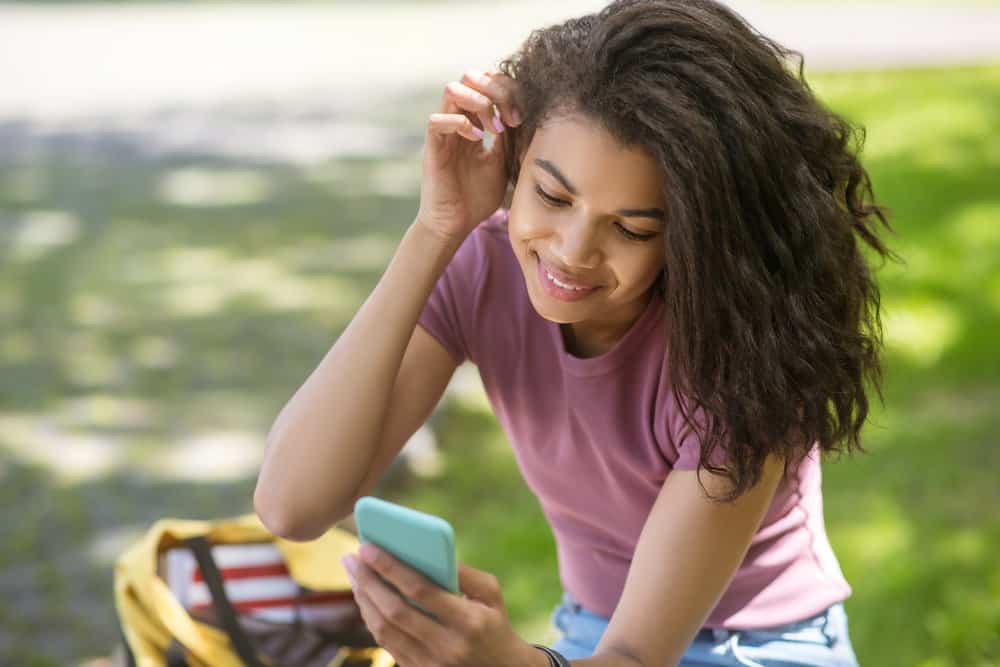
top-left (254, 1), bottom-right (892, 665)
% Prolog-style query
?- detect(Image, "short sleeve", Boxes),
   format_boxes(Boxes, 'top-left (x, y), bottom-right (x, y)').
top-left (668, 396), bottom-right (731, 471)
top-left (417, 224), bottom-right (489, 366)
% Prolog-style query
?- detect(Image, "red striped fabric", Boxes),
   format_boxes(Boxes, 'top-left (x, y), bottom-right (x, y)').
top-left (192, 562), bottom-right (290, 582)
top-left (191, 590), bottom-right (356, 613)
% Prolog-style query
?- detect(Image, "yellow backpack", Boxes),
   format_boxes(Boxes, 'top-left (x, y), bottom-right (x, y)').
top-left (113, 512), bottom-right (395, 667)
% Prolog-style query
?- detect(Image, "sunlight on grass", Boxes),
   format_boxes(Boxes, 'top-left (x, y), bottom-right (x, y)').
top-left (369, 157), bottom-right (422, 197)
top-left (299, 155), bottom-right (421, 198)
top-left (445, 363), bottom-right (492, 414)
top-left (62, 330), bottom-right (127, 387)
top-left (837, 498), bottom-right (913, 564)
top-left (0, 412), bottom-right (125, 484)
top-left (991, 273), bottom-right (1000, 312)
top-left (937, 528), bottom-right (987, 565)
top-left (400, 425), bottom-right (444, 479)
top-left (158, 245), bottom-right (365, 317)
top-left (57, 394), bottom-right (159, 431)
top-left (882, 296), bottom-right (961, 365)
top-left (278, 234), bottom-right (399, 273)
top-left (863, 97), bottom-right (993, 162)
top-left (150, 430), bottom-right (263, 482)
top-left (157, 167), bottom-right (275, 207)
top-left (949, 201), bottom-right (1000, 248)
top-left (71, 292), bottom-right (124, 327)
top-left (129, 335), bottom-right (180, 370)
top-left (6, 209), bottom-right (81, 262)
top-left (164, 282), bottom-right (228, 317)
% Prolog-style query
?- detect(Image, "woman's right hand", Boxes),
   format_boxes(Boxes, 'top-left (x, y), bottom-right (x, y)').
top-left (415, 67), bottom-right (524, 245)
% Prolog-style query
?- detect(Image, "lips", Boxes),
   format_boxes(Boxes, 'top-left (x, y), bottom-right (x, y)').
top-left (536, 255), bottom-right (599, 290)
top-left (534, 253), bottom-right (601, 302)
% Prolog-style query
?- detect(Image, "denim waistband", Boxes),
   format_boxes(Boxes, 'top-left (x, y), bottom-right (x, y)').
top-left (558, 591), bottom-right (836, 644)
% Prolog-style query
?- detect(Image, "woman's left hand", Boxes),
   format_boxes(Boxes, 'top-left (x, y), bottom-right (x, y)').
top-left (342, 544), bottom-right (543, 667)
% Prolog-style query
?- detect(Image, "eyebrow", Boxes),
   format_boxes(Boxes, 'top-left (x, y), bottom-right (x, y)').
top-left (533, 158), bottom-right (666, 224)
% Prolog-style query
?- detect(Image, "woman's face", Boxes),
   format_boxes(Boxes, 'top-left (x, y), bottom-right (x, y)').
top-left (507, 112), bottom-right (667, 350)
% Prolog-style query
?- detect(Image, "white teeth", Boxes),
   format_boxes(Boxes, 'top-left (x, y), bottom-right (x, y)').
top-left (546, 269), bottom-right (587, 291)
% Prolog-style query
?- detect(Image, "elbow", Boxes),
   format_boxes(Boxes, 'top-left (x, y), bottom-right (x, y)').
top-left (254, 488), bottom-right (290, 539)
top-left (254, 484), bottom-right (351, 543)
top-left (255, 500), bottom-right (322, 542)
top-left (253, 487), bottom-right (314, 542)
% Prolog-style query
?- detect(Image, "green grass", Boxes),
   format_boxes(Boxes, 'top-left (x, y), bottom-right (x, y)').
top-left (0, 64), bottom-right (998, 665)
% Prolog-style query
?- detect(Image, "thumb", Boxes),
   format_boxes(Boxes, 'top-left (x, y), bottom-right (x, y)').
top-left (458, 562), bottom-right (504, 608)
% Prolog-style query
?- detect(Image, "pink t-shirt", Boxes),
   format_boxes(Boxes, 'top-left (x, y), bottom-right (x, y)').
top-left (417, 208), bottom-right (851, 629)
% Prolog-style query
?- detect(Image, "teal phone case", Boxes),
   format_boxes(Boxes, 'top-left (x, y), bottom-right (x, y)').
top-left (354, 496), bottom-right (459, 596)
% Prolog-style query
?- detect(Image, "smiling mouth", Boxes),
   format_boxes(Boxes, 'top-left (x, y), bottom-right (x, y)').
top-left (546, 269), bottom-right (591, 290)
top-left (533, 253), bottom-right (601, 302)
top-left (535, 255), bottom-right (600, 290)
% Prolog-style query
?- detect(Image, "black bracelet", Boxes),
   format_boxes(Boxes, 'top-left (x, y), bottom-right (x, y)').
top-left (532, 643), bottom-right (572, 667)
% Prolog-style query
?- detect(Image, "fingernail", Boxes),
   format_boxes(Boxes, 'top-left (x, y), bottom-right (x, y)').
top-left (341, 554), bottom-right (358, 574)
top-left (472, 126), bottom-right (484, 140)
top-left (511, 108), bottom-right (522, 125)
top-left (360, 543), bottom-right (379, 563)
top-left (492, 113), bottom-right (505, 134)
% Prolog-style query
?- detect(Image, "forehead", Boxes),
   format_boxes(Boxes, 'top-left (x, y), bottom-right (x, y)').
top-left (525, 113), bottom-right (664, 201)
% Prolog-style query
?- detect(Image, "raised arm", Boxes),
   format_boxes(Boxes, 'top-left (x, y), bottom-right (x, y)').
top-left (254, 67), bottom-right (523, 541)
top-left (254, 222), bottom-right (462, 541)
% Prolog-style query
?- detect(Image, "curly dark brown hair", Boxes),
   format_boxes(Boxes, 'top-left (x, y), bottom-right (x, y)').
top-left (498, 0), bottom-right (896, 500)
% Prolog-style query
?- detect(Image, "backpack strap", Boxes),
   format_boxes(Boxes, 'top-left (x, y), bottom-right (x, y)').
top-left (184, 535), bottom-right (267, 667)
top-left (165, 638), bottom-right (189, 667)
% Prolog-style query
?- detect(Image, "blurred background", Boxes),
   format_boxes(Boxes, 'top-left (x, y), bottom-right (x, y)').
top-left (1, 0), bottom-right (998, 665)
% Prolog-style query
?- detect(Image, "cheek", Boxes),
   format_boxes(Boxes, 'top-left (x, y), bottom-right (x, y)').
top-left (508, 212), bottom-right (552, 250)
top-left (619, 252), bottom-right (664, 289)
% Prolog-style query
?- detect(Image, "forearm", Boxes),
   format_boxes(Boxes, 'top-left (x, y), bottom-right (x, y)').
top-left (573, 652), bottom-right (645, 667)
top-left (254, 220), bottom-right (460, 538)
top-left (519, 642), bottom-right (644, 667)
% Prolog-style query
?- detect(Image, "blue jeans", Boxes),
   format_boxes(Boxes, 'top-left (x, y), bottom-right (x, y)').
top-left (549, 592), bottom-right (860, 666)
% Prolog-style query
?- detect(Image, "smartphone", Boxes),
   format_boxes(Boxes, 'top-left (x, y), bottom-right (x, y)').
top-left (353, 496), bottom-right (460, 615)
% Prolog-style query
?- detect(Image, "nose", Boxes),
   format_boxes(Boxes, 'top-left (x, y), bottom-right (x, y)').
top-left (553, 216), bottom-right (601, 269)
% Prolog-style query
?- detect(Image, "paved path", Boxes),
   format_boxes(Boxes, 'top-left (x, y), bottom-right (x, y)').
top-left (2, 1), bottom-right (999, 121)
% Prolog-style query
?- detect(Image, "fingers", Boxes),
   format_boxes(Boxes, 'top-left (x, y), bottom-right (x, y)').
top-left (344, 554), bottom-right (444, 660)
top-left (457, 561), bottom-right (504, 608)
top-left (430, 67), bottom-right (524, 146)
top-left (353, 544), bottom-right (470, 629)
top-left (445, 80), bottom-right (503, 137)
top-left (428, 111), bottom-right (485, 143)
top-left (351, 585), bottom-right (426, 666)
top-left (462, 68), bottom-right (524, 129)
